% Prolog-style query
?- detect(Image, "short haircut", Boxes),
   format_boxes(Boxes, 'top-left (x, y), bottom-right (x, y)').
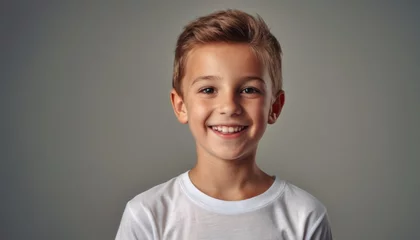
top-left (172, 9), bottom-right (283, 97)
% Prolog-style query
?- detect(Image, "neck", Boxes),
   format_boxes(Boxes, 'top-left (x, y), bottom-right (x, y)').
top-left (189, 149), bottom-right (274, 201)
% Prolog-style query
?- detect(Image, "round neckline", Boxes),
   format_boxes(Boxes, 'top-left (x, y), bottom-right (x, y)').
top-left (179, 171), bottom-right (285, 215)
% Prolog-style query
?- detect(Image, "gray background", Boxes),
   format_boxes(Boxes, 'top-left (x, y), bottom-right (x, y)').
top-left (2, 1), bottom-right (419, 240)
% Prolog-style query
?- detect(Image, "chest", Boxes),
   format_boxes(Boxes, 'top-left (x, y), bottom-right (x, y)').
top-left (157, 208), bottom-right (302, 240)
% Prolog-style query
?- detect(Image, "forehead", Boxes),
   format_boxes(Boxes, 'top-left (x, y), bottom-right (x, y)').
top-left (183, 43), bottom-right (267, 84)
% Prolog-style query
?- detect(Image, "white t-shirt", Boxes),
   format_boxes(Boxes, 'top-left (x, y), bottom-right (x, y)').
top-left (116, 171), bottom-right (332, 240)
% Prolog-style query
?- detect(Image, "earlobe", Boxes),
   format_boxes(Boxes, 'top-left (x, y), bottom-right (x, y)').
top-left (170, 89), bottom-right (188, 124)
top-left (268, 90), bottom-right (285, 124)
top-left (268, 112), bottom-right (277, 124)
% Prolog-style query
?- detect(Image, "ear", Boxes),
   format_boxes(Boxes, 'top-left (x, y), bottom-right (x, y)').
top-left (170, 89), bottom-right (188, 124)
top-left (268, 90), bottom-right (285, 124)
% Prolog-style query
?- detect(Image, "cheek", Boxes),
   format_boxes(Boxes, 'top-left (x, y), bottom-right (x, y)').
top-left (187, 99), bottom-right (212, 120)
top-left (245, 99), bottom-right (269, 117)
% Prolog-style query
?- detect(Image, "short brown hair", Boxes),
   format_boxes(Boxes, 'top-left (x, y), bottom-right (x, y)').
top-left (172, 9), bottom-right (283, 97)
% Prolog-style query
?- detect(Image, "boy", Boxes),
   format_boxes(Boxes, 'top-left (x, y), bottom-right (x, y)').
top-left (116, 9), bottom-right (333, 240)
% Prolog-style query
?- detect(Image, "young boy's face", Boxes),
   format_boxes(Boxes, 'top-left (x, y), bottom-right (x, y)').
top-left (171, 43), bottom-right (284, 161)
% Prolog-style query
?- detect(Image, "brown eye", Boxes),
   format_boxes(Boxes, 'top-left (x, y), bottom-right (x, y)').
top-left (200, 88), bottom-right (215, 94)
top-left (241, 87), bottom-right (260, 94)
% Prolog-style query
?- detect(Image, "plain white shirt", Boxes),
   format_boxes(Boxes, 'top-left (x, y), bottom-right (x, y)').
top-left (116, 171), bottom-right (333, 240)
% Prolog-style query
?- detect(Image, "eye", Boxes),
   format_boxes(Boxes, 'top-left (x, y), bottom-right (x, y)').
top-left (199, 87), bottom-right (215, 94)
top-left (241, 87), bottom-right (260, 94)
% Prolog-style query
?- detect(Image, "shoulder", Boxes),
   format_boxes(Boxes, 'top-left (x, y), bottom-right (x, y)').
top-left (115, 175), bottom-right (182, 240)
top-left (280, 181), bottom-right (327, 215)
top-left (127, 174), bottom-right (181, 213)
top-left (276, 180), bottom-right (333, 240)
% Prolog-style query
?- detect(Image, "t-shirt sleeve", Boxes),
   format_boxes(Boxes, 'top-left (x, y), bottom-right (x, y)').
top-left (305, 212), bottom-right (333, 240)
top-left (115, 202), bottom-right (155, 240)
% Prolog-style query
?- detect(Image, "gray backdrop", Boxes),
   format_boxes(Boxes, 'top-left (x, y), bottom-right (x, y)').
top-left (2, 1), bottom-right (419, 240)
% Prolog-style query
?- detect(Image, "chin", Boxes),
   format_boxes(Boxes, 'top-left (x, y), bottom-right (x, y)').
top-left (216, 154), bottom-right (244, 161)
top-left (210, 148), bottom-right (255, 162)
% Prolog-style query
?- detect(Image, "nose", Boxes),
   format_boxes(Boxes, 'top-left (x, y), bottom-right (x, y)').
top-left (218, 91), bottom-right (242, 116)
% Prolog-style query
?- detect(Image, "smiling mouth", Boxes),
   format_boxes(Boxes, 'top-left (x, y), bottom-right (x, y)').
top-left (209, 125), bottom-right (248, 134)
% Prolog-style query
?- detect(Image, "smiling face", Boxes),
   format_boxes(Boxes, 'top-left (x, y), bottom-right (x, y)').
top-left (171, 43), bottom-right (284, 161)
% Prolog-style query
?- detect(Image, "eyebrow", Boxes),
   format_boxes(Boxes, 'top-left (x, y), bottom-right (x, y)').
top-left (191, 75), bottom-right (266, 86)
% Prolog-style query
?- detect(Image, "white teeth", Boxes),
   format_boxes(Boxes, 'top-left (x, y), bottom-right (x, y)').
top-left (222, 126), bottom-right (228, 133)
top-left (211, 126), bottom-right (245, 134)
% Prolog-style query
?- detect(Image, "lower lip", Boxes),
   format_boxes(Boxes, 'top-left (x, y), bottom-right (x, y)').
top-left (209, 127), bottom-right (248, 139)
